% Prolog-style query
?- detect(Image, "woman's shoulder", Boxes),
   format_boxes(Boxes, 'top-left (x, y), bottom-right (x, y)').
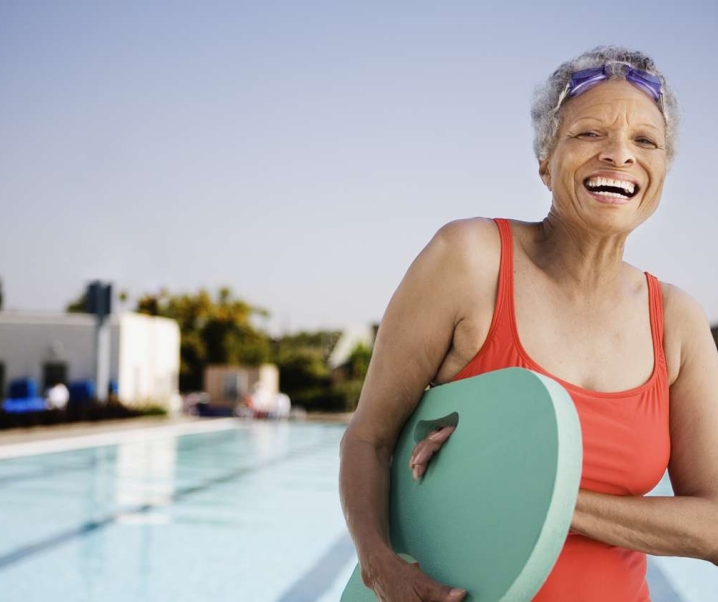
top-left (658, 280), bottom-right (707, 323)
top-left (435, 216), bottom-right (499, 244)
top-left (432, 217), bottom-right (502, 278)
top-left (655, 279), bottom-right (714, 385)
top-left (659, 281), bottom-right (713, 345)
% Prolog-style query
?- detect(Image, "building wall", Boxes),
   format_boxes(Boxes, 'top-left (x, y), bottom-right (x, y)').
top-left (0, 313), bottom-right (114, 392)
top-left (117, 313), bottom-right (180, 405)
top-left (259, 364), bottom-right (279, 397)
top-left (0, 312), bottom-right (179, 406)
top-left (204, 364), bottom-right (279, 408)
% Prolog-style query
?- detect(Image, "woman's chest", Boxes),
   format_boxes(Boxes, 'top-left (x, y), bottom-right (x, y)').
top-left (442, 272), bottom-right (660, 393)
top-left (513, 285), bottom-right (656, 393)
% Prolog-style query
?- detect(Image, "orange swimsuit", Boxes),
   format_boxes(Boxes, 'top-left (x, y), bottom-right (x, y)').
top-left (450, 218), bottom-right (671, 601)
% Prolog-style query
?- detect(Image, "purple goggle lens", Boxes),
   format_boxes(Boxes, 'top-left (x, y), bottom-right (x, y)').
top-left (568, 65), bottom-right (662, 102)
top-left (625, 69), bottom-right (662, 103)
top-left (557, 63), bottom-right (664, 113)
top-left (569, 67), bottom-right (608, 96)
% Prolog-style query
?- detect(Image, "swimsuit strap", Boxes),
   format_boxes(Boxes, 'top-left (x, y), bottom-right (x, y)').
top-left (645, 272), bottom-right (667, 370)
top-left (492, 218), bottom-right (516, 327)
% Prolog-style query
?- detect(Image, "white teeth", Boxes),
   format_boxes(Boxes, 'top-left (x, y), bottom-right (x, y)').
top-left (585, 176), bottom-right (636, 195)
top-left (593, 191), bottom-right (629, 199)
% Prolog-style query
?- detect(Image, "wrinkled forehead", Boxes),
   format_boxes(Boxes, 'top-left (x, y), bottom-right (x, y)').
top-left (560, 80), bottom-right (665, 132)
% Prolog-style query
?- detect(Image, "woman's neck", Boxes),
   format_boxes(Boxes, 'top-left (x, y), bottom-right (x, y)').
top-left (532, 213), bottom-right (629, 292)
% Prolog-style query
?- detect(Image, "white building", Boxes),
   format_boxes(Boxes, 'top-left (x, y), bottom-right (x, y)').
top-left (0, 312), bottom-right (180, 408)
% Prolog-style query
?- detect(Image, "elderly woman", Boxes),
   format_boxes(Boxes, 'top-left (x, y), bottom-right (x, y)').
top-left (339, 46), bottom-right (718, 601)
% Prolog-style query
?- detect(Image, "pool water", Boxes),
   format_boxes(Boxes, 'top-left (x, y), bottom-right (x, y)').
top-left (0, 422), bottom-right (353, 601)
top-left (0, 421), bottom-right (715, 601)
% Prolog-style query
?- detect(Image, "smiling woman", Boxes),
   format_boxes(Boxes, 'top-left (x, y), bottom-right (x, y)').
top-left (339, 45), bottom-right (718, 602)
top-left (539, 78), bottom-right (668, 235)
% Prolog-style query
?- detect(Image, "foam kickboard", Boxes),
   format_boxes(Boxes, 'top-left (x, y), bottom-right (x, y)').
top-left (341, 368), bottom-right (583, 601)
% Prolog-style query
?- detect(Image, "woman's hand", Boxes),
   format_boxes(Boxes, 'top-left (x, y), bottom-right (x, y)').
top-left (363, 551), bottom-right (467, 601)
top-left (409, 426), bottom-right (456, 480)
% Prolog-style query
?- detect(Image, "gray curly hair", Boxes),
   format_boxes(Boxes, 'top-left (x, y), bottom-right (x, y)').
top-left (531, 46), bottom-right (679, 164)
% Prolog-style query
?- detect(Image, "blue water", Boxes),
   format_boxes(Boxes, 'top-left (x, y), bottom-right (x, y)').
top-left (0, 421), bottom-right (716, 601)
top-left (0, 422), bottom-right (353, 602)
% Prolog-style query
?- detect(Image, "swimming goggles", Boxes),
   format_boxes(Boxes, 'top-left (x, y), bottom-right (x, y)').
top-left (554, 62), bottom-right (665, 114)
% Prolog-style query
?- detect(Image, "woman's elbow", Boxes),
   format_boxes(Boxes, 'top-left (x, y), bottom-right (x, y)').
top-left (340, 426), bottom-right (393, 466)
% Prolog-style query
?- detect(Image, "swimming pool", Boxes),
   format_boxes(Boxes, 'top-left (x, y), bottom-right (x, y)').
top-left (0, 420), bottom-right (715, 601)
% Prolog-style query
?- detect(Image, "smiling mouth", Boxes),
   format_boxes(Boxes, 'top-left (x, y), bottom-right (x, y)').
top-left (583, 178), bottom-right (640, 201)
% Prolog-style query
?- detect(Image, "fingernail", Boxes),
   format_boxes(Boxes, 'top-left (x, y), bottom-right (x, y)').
top-left (428, 431), bottom-right (443, 441)
top-left (449, 589), bottom-right (466, 599)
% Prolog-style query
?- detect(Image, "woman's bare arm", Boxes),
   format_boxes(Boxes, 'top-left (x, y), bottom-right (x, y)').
top-left (339, 219), bottom-right (494, 600)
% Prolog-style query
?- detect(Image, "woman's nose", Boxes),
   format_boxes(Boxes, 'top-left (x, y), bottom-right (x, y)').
top-left (598, 136), bottom-right (636, 166)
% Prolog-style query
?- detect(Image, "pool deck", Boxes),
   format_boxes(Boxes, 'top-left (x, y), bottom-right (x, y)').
top-left (0, 412), bottom-right (352, 452)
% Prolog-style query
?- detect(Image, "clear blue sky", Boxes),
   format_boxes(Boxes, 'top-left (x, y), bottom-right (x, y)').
top-left (1, 1), bottom-right (716, 334)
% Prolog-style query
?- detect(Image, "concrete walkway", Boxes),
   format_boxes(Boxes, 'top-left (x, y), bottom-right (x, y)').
top-left (0, 415), bottom-right (204, 447)
top-left (0, 412), bottom-right (351, 460)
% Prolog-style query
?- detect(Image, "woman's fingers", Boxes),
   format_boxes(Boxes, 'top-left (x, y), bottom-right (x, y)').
top-left (370, 555), bottom-right (467, 601)
top-left (428, 425), bottom-right (456, 442)
top-left (409, 441), bottom-right (437, 469)
top-left (409, 426), bottom-right (456, 465)
top-left (407, 562), bottom-right (467, 601)
top-left (409, 426), bottom-right (457, 480)
top-left (410, 445), bottom-right (433, 480)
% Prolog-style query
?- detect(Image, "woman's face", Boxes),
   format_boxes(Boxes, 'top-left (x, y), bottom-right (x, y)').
top-left (539, 79), bottom-right (668, 235)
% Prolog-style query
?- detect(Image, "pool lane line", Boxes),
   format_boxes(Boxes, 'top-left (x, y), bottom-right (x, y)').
top-left (275, 533), bottom-right (356, 602)
top-left (0, 457), bottom-right (101, 487)
top-left (0, 428), bottom-right (240, 487)
top-left (0, 437), bottom-right (335, 571)
top-left (0, 418), bottom-right (239, 460)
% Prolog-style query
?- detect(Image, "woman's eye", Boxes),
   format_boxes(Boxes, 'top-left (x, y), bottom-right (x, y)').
top-left (636, 137), bottom-right (657, 146)
top-left (578, 132), bottom-right (599, 138)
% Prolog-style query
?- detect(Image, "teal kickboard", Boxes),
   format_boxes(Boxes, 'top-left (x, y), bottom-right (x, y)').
top-left (341, 368), bottom-right (583, 601)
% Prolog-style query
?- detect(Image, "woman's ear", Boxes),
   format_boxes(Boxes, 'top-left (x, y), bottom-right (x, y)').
top-left (538, 160), bottom-right (552, 191)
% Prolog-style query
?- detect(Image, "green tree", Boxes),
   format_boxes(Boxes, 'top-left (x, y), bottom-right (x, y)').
top-left (327, 342), bottom-right (373, 412)
top-left (276, 346), bottom-right (330, 396)
top-left (135, 287), bottom-right (271, 391)
top-left (273, 331), bottom-right (341, 395)
top-left (347, 342), bottom-right (372, 380)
